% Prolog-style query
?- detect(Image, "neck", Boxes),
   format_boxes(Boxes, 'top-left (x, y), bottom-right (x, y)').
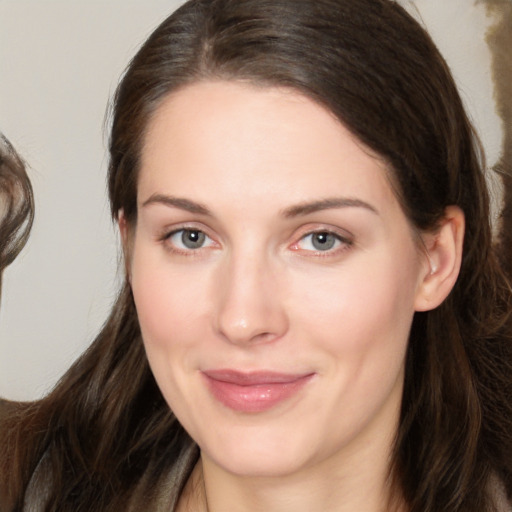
top-left (180, 430), bottom-right (405, 512)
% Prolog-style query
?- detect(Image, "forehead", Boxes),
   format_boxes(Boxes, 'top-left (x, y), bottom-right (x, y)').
top-left (138, 80), bottom-right (396, 213)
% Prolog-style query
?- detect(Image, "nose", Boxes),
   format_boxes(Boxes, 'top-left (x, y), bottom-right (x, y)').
top-left (213, 250), bottom-right (289, 346)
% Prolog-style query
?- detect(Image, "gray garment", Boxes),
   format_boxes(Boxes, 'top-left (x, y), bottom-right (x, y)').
top-left (1, 399), bottom-right (511, 512)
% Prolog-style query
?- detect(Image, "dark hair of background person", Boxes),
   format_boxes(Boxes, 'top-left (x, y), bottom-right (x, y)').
top-left (1, 0), bottom-right (511, 511)
top-left (0, 134), bottom-right (34, 299)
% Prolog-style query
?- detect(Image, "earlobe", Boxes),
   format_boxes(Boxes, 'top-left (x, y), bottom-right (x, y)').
top-left (117, 209), bottom-right (132, 284)
top-left (118, 209), bottom-right (128, 246)
top-left (414, 206), bottom-right (465, 312)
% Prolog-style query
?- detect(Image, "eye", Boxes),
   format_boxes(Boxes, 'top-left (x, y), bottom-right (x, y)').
top-left (293, 230), bottom-right (351, 253)
top-left (167, 228), bottom-right (215, 251)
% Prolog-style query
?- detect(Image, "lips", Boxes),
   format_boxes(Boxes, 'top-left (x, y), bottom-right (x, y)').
top-left (202, 369), bottom-right (314, 413)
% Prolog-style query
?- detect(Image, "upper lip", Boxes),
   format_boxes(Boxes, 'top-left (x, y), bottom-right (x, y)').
top-left (202, 369), bottom-right (314, 386)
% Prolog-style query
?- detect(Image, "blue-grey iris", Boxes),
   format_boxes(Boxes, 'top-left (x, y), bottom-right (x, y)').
top-left (312, 232), bottom-right (337, 251)
top-left (182, 230), bottom-right (205, 249)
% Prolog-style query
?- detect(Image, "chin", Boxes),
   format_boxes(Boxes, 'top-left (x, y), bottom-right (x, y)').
top-left (205, 446), bottom-right (310, 479)
top-left (198, 418), bottom-right (318, 478)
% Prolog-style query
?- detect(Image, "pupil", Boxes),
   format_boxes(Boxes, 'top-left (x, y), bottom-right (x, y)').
top-left (182, 230), bottom-right (205, 249)
top-left (312, 232), bottom-right (335, 251)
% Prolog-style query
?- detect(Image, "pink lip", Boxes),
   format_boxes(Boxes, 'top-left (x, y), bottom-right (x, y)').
top-left (202, 369), bottom-right (314, 413)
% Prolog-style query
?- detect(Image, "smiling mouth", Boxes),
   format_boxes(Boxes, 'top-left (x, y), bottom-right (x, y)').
top-left (201, 369), bottom-right (315, 413)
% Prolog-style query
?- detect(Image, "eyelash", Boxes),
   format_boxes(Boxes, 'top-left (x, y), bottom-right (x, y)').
top-left (158, 226), bottom-right (353, 257)
top-left (159, 226), bottom-right (217, 255)
top-left (289, 229), bottom-right (353, 257)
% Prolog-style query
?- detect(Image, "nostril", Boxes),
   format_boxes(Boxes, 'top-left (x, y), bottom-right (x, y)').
top-left (213, 259), bottom-right (289, 346)
top-left (215, 309), bottom-right (288, 346)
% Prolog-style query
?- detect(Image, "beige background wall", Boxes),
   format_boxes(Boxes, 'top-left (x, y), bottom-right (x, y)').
top-left (0, 0), bottom-right (505, 400)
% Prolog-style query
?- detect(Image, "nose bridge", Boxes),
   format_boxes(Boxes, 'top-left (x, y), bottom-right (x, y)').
top-left (214, 241), bottom-right (288, 345)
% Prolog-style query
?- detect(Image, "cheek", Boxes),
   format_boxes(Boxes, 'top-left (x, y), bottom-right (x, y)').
top-left (130, 260), bottom-right (214, 428)
top-left (133, 271), bottom-right (191, 342)
top-left (292, 253), bottom-right (419, 433)
top-left (291, 251), bottom-right (419, 365)
top-left (129, 244), bottom-right (212, 388)
top-left (131, 241), bottom-right (204, 337)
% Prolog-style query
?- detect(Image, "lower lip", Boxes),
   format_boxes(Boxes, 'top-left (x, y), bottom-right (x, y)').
top-left (202, 373), bottom-right (314, 413)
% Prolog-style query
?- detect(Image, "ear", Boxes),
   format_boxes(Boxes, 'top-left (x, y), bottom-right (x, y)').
top-left (117, 209), bottom-right (132, 283)
top-left (414, 206), bottom-right (465, 312)
top-left (118, 209), bottom-right (128, 246)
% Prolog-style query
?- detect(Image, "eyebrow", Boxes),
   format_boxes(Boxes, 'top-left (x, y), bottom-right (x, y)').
top-left (141, 194), bottom-right (378, 218)
top-left (281, 197), bottom-right (379, 217)
top-left (142, 194), bottom-right (212, 216)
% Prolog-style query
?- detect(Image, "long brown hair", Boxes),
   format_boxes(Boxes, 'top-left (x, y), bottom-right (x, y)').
top-left (0, 134), bottom-right (34, 296)
top-left (1, 1), bottom-right (511, 511)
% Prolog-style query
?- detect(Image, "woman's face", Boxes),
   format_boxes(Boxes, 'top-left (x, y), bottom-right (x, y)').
top-left (128, 81), bottom-right (430, 478)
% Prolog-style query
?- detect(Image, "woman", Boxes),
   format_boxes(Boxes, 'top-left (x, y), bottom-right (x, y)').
top-left (1, 0), bottom-right (511, 510)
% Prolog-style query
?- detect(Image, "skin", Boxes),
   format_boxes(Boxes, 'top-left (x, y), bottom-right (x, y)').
top-left (121, 81), bottom-right (464, 512)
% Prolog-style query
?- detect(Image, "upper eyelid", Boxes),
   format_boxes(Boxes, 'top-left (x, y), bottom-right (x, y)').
top-left (294, 231), bottom-right (352, 248)
top-left (301, 230), bottom-right (350, 242)
top-left (293, 223), bottom-right (354, 240)
top-left (159, 222), bottom-right (214, 239)
top-left (171, 228), bottom-right (214, 242)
